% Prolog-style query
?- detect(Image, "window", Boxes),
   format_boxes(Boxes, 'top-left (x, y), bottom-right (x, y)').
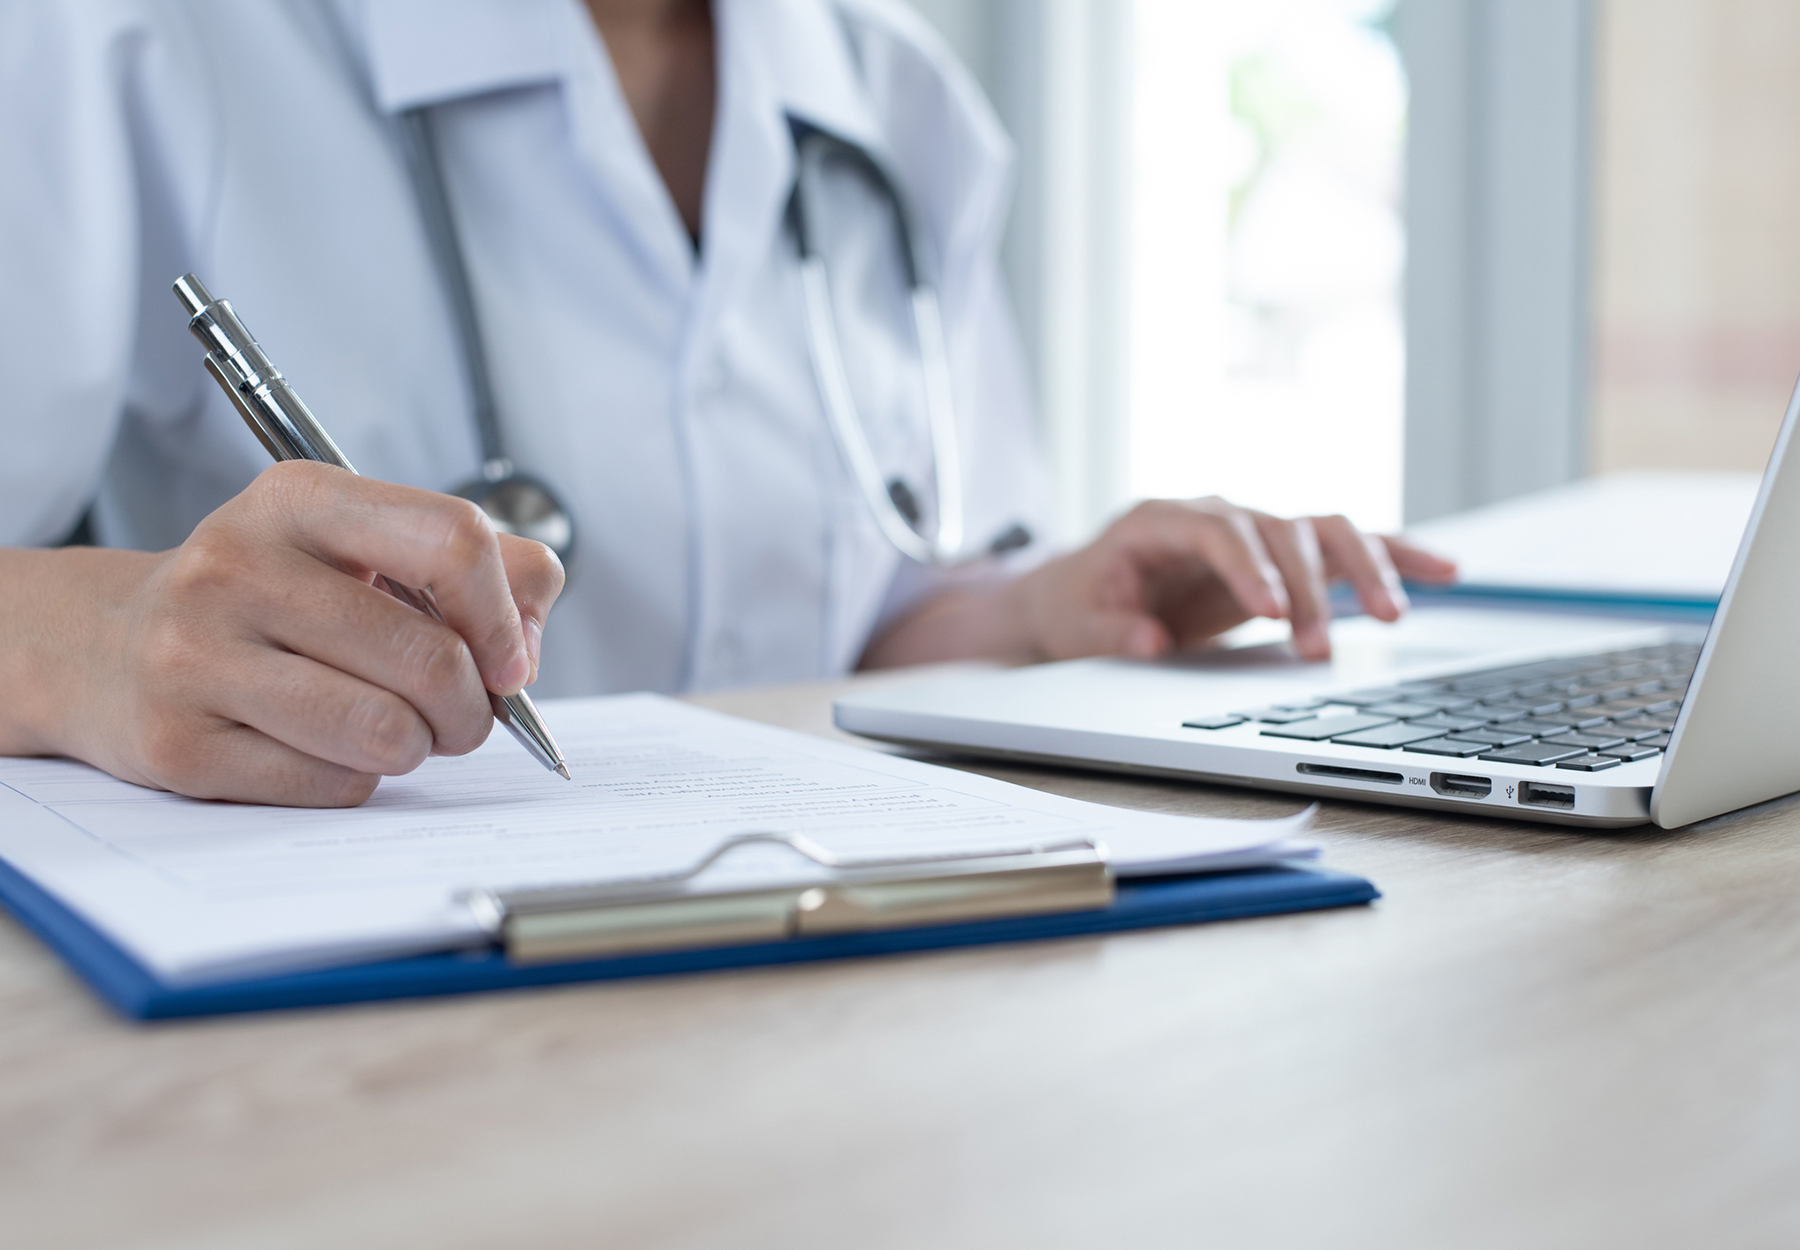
top-left (1127, 0), bottom-right (1407, 530)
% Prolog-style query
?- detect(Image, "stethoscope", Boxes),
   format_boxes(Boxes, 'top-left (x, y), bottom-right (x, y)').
top-left (402, 109), bottom-right (578, 562)
top-left (399, 108), bottom-right (1029, 569)
top-left (787, 121), bottom-right (1031, 566)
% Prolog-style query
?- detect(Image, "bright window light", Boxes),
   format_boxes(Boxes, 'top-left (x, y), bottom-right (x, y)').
top-left (1127, 0), bottom-right (1406, 532)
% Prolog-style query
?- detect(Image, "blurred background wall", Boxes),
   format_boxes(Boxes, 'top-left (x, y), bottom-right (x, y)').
top-left (1590, 0), bottom-right (1800, 478)
top-left (899, 0), bottom-right (1792, 542)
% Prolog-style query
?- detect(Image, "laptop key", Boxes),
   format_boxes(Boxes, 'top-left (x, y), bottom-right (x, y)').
top-left (1634, 713), bottom-right (1680, 730)
top-left (1404, 694), bottom-right (1480, 712)
top-left (1556, 753), bottom-right (1623, 772)
top-left (1517, 700), bottom-right (1570, 717)
top-left (1642, 732), bottom-right (1672, 749)
top-left (1477, 706), bottom-right (1532, 724)
top-left (1404, 713), bottom-right (1488, 733)
top-left (1260, 713), bottom-right (1398, 741)
top-left (1541, 732), bottom-right (1629, 751)
top-left (1333, 687), bottom-right (1417, 706)
top-left (1604, 722), bottom-right (1664, 742)
top-left (1330, 722), bottom-right (1449, 749)
top-left (1403, 737), bottom-right (1489, 757)
top-left (1506, 717), bottom-right (1582, 735)
top-left (1235, 707), bottom-right (1324, 724)
top-left (1478, 742), bottom-right (1588, 766)
top-left (1599, 743), bottom-right (1662, 761)
top-left (1361, 701), bottom-right (1442, 719)
top-left (1182, 715), bottom-right (1247, 730)
top-left (1446, 729), bottom-right (1534, 747)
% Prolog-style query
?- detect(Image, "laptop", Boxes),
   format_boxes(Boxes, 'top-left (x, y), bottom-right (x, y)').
top-left (834, 383), bottom-right (1800, 831)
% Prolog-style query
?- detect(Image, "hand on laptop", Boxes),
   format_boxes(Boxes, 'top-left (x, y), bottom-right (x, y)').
top-left (860, 495), bottom-right (1456, 669)
top-left (1014, 497), bottom-right (1456, 662)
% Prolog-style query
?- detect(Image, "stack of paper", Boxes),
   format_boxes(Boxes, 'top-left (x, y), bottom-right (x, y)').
top-left (1404, 470), bottom-right (1760, 605)
top-left (0, 696), bottom-right (1315, 987)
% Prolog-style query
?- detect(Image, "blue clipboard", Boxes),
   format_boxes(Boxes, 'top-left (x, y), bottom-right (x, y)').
top-left (1396, 581), bottom-right (1719, 624)
top-left (0, 851), bottom-right (1377, 1020)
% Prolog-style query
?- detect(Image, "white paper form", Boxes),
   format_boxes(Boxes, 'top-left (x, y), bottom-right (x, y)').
top-left (0, 695), bottom-right (1314, 986)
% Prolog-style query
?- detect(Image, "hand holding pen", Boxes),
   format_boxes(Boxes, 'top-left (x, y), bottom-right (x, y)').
top-left (173, 274), bottom-right (569, 786)
top-left (0, 278), bottom-right (568, 807)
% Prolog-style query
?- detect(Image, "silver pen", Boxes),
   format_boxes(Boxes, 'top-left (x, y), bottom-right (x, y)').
top-left (173, 273), bottom-right (572, 781)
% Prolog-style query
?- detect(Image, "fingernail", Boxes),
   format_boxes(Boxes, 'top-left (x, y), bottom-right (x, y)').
top-left (1298, 625), bottom-right (1331, 658)
top-left (523, 617), bottom-right (543, 681)
top-left (495, 648), bottom-right (531, 694)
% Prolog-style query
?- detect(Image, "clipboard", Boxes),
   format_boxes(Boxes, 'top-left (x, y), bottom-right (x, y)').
top-left (0, 835), bottom-right (1377, 1020)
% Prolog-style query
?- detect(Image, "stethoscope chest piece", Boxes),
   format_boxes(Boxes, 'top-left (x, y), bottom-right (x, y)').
top-left (452, 459), bottom-right (575, 562)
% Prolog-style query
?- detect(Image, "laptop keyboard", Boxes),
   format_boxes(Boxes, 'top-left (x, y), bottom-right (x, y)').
top-left (1181, 641), bottom-right (1701, 773)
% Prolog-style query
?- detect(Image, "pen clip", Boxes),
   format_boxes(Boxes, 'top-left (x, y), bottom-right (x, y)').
top-left (205, 354), bottom-right (294, 462)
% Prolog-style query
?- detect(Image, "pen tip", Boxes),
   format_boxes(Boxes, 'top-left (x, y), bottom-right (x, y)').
top-left (555, 763), bottom-right (572, 781)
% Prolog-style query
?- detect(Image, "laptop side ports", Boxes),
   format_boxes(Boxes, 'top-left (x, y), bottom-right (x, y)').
top-left (1429, 772), bottom-right (1492, 799)
top-left (1518, 781), bottom-right (1576, 810)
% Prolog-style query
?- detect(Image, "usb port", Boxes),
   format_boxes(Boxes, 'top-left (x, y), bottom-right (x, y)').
top-left (1430, 772), bottom-right (1492, 799)
top-left (1518, 781), bottom-right (1575, 810)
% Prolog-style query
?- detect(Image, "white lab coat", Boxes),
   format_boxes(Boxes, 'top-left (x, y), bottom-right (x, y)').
top-left (0, 0), bottom-right (1049, 696)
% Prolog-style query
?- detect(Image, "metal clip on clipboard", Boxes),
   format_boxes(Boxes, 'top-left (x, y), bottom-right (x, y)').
top-left (461, 832), bottom-right (1116, 965)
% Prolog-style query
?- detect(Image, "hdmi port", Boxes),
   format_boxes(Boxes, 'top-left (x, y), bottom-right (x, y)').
top-left (1430, 772), bottom-right (1492, 799)
top-left (1519, 781), bottom-right (1575, 810)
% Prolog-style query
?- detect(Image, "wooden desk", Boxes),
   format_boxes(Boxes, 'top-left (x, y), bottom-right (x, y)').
top-left (6, 670), bottom-right (1800, 1249)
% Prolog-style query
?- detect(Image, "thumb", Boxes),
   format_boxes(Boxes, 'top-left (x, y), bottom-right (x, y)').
top-left (1051, 609), bottom-right (1170, 661)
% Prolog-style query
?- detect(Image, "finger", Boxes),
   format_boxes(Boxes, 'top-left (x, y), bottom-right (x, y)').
top-left (1117, 499), bottom-right (1290, 620)
top-left (1383, 535), bottom-right (1459, 584)
top-left (210, 643), bottom-right (453, 776)
top-left (1314, 514), bottom-right (1406, 622)
top-left (244, 550), bottom-right (494, 757)
top-left (1252, 514), bottom-right (1332, 659)
top-left (250, 463), bottom-right (532, 696)
top-left (137, 717), bottom-right (381, 807)
top-left (497, 534), bottom-right (566, 682)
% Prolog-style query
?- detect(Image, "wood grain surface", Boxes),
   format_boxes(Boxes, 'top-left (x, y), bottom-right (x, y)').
top-left (5, 669), bottom-right (1799, 1249)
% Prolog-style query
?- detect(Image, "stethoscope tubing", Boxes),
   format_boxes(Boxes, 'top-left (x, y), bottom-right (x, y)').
top-left (789, 124), bottom-right (969, 566)
top-left (400, 108), bottom-right (511, 478)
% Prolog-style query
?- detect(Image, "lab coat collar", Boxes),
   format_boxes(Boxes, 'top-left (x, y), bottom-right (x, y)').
top-left (357, 0), bottom-right (912, 316)
top-left (753, 0), bottom-right (887, 156)
top-left (361, 0), bottom-right (570, 113)
top-left (363, 0), bottom-right (702, 291)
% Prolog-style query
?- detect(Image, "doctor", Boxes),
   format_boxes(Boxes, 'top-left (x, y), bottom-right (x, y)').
top-left (0, 0), bottom-right (1453, 806)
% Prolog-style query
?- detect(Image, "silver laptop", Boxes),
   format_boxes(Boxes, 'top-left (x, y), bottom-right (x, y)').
top-left (835, 383), bottom-right (1800, 830)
